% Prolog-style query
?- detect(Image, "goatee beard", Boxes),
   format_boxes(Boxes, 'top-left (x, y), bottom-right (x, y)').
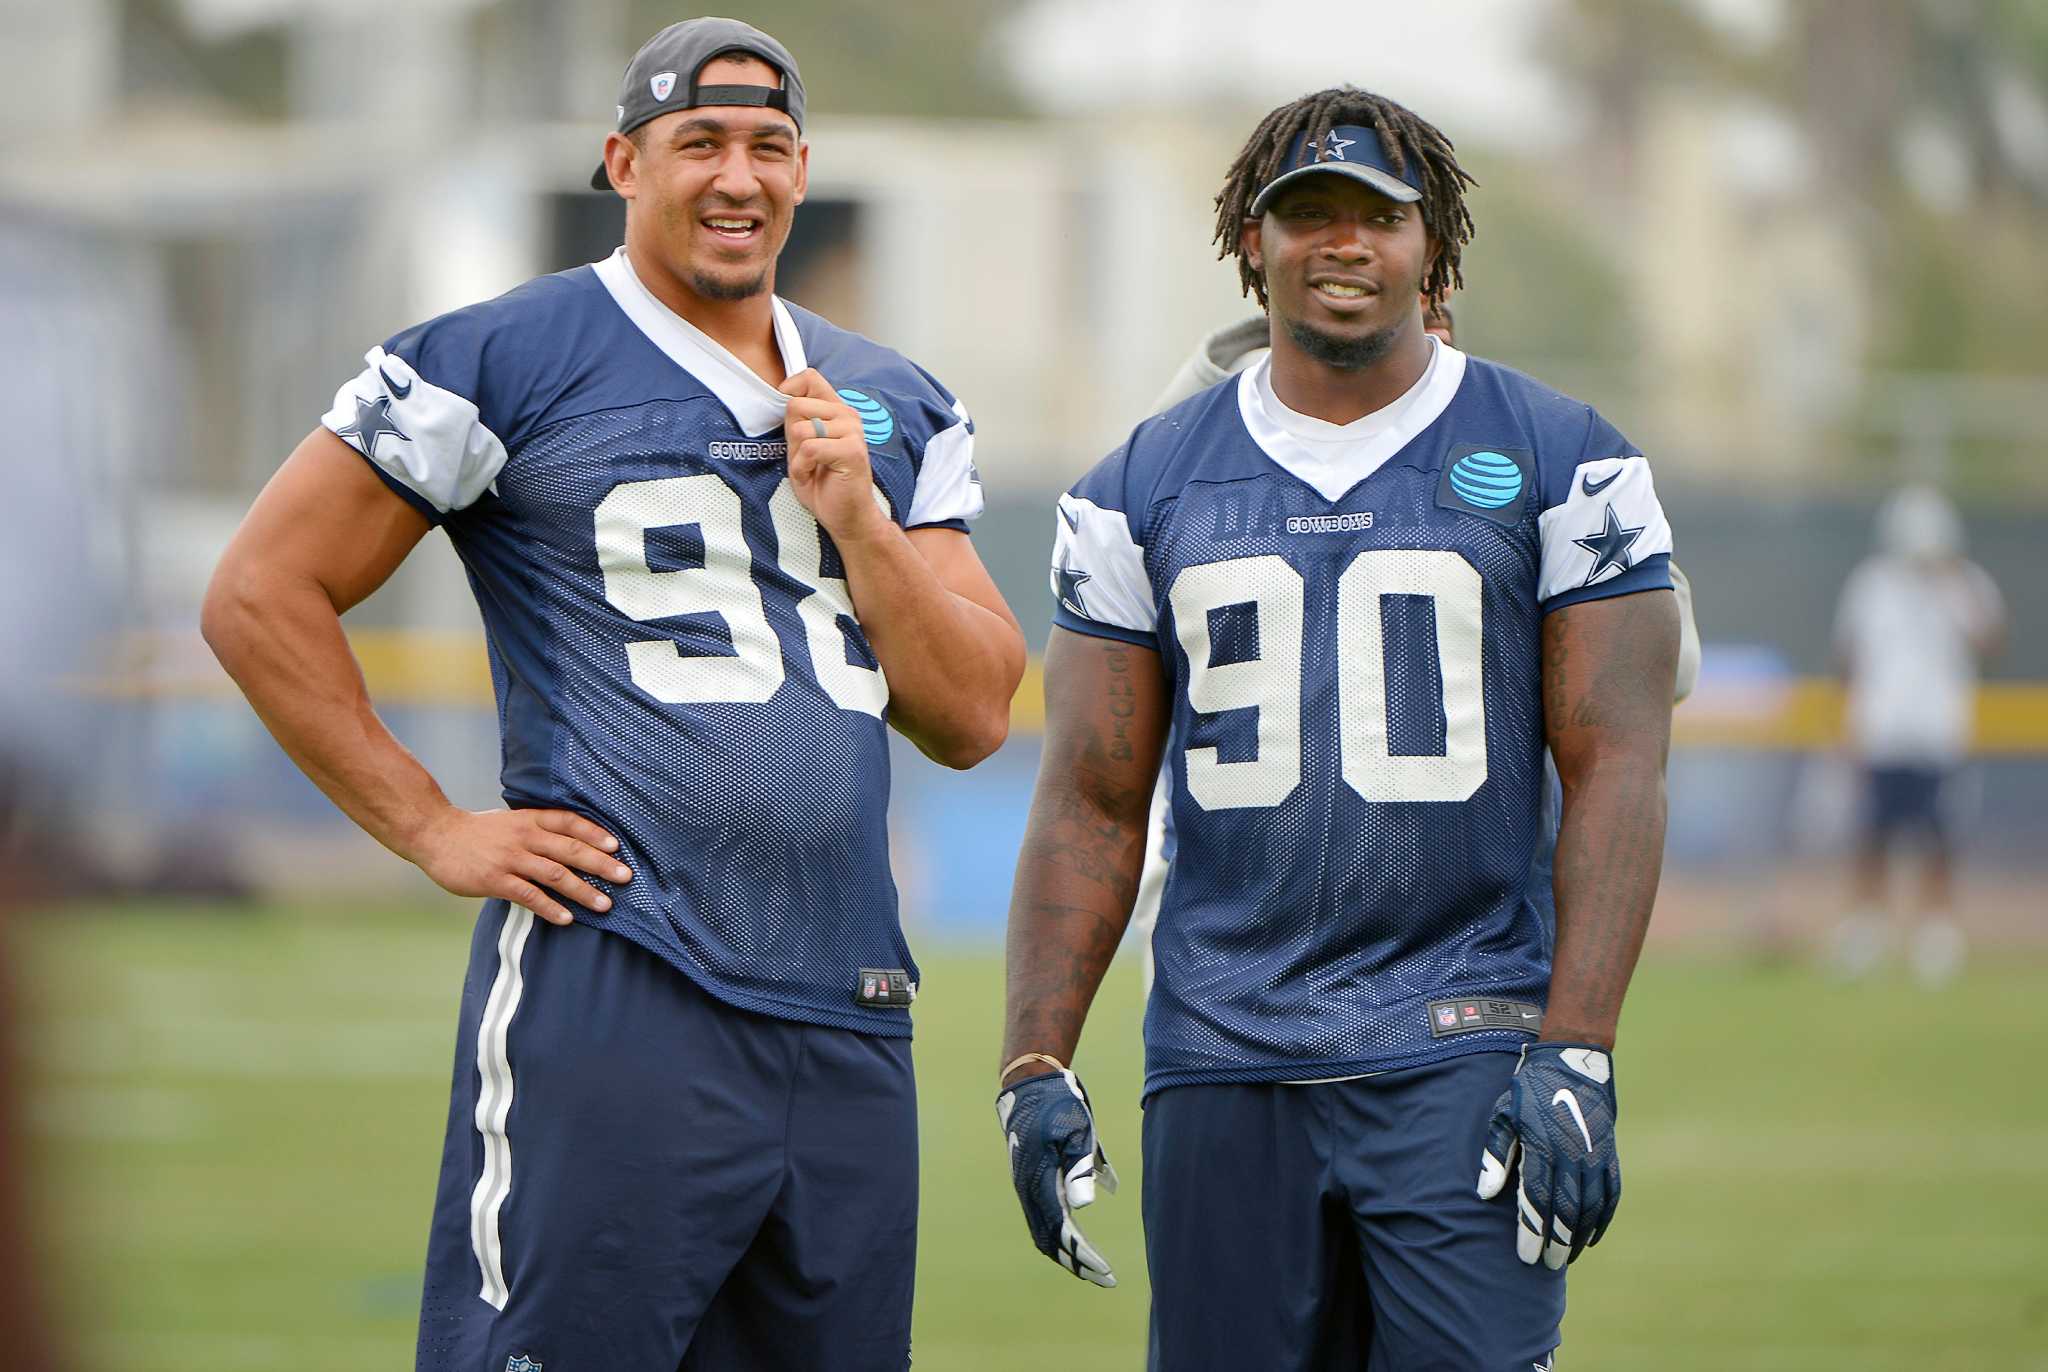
top-left (689, 269), bottom-right (770, 302)
top-left (1283, 316), bottom-right (1400, 370)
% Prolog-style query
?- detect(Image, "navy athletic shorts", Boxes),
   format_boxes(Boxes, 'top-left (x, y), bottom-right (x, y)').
top-left (1865, 764), bottom-right (1949, 841)
top-left (415, 901), bottom-right (918, 1372)
top-left (1142, 1053), bottom-right (1565, 1371)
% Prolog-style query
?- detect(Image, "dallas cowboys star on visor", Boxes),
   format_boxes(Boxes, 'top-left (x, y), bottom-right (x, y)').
top-left (1247, 124), bottom-right (1425, 217)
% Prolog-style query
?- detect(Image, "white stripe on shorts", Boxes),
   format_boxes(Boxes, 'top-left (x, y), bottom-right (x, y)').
top-left (469, 905), bottom-right (535, 1310)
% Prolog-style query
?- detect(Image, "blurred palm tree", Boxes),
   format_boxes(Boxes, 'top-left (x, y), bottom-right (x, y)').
top-left (1558, 0), bottom-right (2047, 205)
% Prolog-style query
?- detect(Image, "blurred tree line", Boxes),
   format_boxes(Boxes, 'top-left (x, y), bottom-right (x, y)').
top-left (1557, 0), bottom-right (2048, 377)
top-left (115, 0), bottom-right (1026, 121)
top-left (626, 0), bottom-right (1025, 119)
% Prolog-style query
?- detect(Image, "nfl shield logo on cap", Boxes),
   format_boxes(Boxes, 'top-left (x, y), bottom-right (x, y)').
top-left (649, 71), bottom-right (677, 101)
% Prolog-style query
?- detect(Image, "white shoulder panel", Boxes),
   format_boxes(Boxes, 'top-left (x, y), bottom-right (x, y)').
top-left (321, 346), bottom-right (508, 514)
top-left (1536, 455), bottom-right (1674, 604)
top-left (1051, 494), bottom-right (1154, 634)
top-left (905, 399), bottom-right (984, 527)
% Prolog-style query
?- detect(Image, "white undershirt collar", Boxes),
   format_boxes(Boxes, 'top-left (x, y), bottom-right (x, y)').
top-left (1237, 335), bottom-right (1468, 502)
top-left (592, 246), bottom-right (806, 438)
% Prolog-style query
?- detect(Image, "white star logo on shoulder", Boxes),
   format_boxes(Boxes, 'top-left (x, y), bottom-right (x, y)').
top-left (1321, 130), bottom-right (1355, 160)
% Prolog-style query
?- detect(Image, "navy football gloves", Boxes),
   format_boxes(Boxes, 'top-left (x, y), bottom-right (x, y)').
top-left (1476, 1043), bottom-right (1620, 1269)
top-left (997, 1068), bottom-right (1119, 1287)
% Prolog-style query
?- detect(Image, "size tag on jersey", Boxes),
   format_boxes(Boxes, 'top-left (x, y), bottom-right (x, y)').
top-left (1427, 996), bottom-right (1543, 1037)
top-left (855, 968), bottom-right (915, 1007)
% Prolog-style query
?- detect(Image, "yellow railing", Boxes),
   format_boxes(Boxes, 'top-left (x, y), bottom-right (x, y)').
top-left (85, 631), bottom-right (2048, 754)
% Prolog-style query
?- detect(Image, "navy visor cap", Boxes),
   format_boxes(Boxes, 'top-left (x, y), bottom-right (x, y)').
top-left (1247, 124), bottom-right (1424, 217)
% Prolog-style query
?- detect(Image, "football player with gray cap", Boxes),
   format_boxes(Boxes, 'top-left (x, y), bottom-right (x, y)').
top-left (205, 16), bottom-right (1022, 1371)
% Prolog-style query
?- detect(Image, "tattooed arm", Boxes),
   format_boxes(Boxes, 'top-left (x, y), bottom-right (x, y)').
top-left (1000, 629), bottom-right (1172, 1086)
top-left (1541, 589), bottom-right (1681, 1049)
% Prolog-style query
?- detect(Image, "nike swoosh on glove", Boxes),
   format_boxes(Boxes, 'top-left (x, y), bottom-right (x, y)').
top-left (997, 1068), bottom-right (1119, 1287)
top-left (1476, 1043), bottom-right (1620, 1269)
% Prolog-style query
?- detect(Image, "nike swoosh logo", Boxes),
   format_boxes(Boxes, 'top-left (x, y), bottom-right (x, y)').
top-left (1581, 468), bottom-right (1620, 496)
top-left (1552, 1089), bottom-right (1595, 1151)
top-left (377, 363), bottom-right (413, 400)
top-left (1520, 1009), bottom-right (1541, 1020)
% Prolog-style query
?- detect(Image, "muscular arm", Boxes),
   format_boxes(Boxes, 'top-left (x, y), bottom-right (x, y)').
top-left (201, 429), bottom-right (627, 924)
top-left (1541, 589), bottom-right (1680, 1048)
top-left (202, 429), bottom-right (443, 850)
top-left (1000, 629), bottom-right (1171, 1085)
top-left (834, 522), bottom-right (1027, 769)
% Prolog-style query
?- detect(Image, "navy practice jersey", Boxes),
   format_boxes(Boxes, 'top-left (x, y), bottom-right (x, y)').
top-left (1050, 340), bottom-right (1672, 1093)
top-left (321, 248), bottom-right (982, 1036)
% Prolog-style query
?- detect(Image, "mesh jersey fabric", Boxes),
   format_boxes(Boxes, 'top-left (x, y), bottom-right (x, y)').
top-left (321, 255), bottom-right (980, 1036)
top-left (1050, 347), bottom-right (1672, 1094)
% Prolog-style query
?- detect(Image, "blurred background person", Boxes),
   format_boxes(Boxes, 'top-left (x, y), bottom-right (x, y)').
top-left (0, 206), bottom-right (127, 1372)
top-left (1829, 485), bottom-right (2006, 985)
top-left (1423, 293), bottom-right (1456, 342)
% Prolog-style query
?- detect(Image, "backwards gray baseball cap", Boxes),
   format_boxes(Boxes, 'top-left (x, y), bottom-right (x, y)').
top-left (590, 17), bottom-right (806, 191)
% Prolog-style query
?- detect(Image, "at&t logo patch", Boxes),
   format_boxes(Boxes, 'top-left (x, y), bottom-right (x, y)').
top-left (1435, 444), bottom-right (1533, 527)
top-left (837, 388), bottom-right (895, 446)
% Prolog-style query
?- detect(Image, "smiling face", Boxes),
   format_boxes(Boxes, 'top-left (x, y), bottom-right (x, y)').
top-left (1242, 174), bottom-right (1437, 371)
top-left (607, 54), bottom-right (806, 304)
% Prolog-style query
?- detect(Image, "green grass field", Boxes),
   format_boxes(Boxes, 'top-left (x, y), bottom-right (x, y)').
top-left (22, 902), bottom-right (2048, 1371)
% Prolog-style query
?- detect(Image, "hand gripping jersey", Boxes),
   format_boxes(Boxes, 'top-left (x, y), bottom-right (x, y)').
top-left (323, 248), bottom-right (981, 1035)
top-left (1050, 341), bottom-right (1672, 1093)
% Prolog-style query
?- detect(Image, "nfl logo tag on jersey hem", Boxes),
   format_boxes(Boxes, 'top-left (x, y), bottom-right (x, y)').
top-left (854, 968), bottom-right (914, 1007)
top-left (1426, 996), bottom-right (1544, 1037)
top-left (506, 1355), bottom-right (541, 1372)
top-left (1435, 444), bottom-right (1533, 527)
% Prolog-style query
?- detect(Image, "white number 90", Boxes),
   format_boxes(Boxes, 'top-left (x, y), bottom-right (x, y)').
top-left (1169, 548), bottom-right (1487, 808)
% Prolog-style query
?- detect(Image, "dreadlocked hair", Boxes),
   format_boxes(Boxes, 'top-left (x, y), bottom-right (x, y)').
top-left (1213, 86), bottom-right (1477, 309)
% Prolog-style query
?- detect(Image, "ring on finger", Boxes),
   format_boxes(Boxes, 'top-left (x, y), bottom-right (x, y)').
top-left (810, 417), bottom-right (829, 440)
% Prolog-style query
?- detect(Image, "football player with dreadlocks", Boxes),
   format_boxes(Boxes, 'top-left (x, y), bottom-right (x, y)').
top-left (997, 87), bottom-right (1680, 1368)
top-left (1130, 289), bottom-right (1702, 1002)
